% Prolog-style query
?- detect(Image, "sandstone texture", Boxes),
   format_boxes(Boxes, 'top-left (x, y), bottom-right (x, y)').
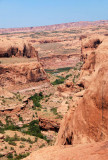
top-left (0, 38), bottom-right (38, 58)
top-left (0, 62), bottom-right (47, 88)
top-left (24, 141), bottom-right (108, 160)
top-left (56, 36), bottom-right (108, 145)
top-left (0, 38), bottom-right (48, 89)
top-left (23, 35), bottom-right (108, 160)
top-left (39, 117), bottom-right (60, 132)
top-left (40, 54), bottom-right (80, 69)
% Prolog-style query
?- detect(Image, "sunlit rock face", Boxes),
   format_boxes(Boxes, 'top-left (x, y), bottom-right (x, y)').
top-left (56, 36), bottom-right (108, 145)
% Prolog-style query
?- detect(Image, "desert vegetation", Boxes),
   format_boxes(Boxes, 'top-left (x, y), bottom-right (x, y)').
top-left (0, 21), bottom-right (108, 160)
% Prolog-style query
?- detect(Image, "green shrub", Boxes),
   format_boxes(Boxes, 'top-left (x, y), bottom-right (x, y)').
top-left (0, 154), bottom-right (4, 158)
top-left (52, 74), bottom-right (72, 85)
top-left (5, 133), bottom-right (20, 143)
top-left (4, 116), bottom-right (20, 131)
top-left (4, 124), bottom-right (20, 131)
top-left (50, 107), bottom-right (58, 115)
top-left (51, 78), bottom-right (65, 85)
top-left (19, 115), bottom-right (23, 122)
top-left (20, 137), bottom-right (26, 141)
top-left (10, 147), bottom-right (14, 150)
top-left (19, 145), bottom-right (25, 148)
top-left (45, 67), bottom-right (72, 74)
top-left (22, 120), bottom-right (42, 137)
top-left (29, 92), bottom-right (43, 108)
top-left (51, 108), bottom-right (63, 120)
top-left (27, 137), bottom-right (34, 144)
top-left (0, 127), bottom-right (4, 133)
top-left (8, 141), bottom-right (16, 146)
top-left (15, 152), bottom-right (30, 159)
top-left (7, 153), bottom-right (13, 159)
top-left (39, 143), bottom-right (45, 148)
top-left (0, 120), bottom-right (3, 126)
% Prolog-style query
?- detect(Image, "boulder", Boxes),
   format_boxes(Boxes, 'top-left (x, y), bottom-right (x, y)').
top-left (39, 117), bottom-right (60, 132)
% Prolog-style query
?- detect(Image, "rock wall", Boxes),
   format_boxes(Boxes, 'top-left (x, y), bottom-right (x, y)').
top-left (0, 38), bottom-right (49, 88)
top-left (0, 62), bottom-right (47, 87)
top-left (0, 38), bottom-right (38, 58)
top-left (56, 36), bottom-right (108, 145)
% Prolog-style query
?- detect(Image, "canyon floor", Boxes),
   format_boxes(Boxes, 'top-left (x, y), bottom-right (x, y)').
top-left (0, 21), bottom-right (108, 160)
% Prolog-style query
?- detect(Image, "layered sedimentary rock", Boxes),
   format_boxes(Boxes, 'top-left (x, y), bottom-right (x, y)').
top-left (0, 62), bottom-right (47, 87)
top-left (23, 35), bottom-right (108, 160)
top-left (0, 38), bottom-right (49, 88)
top-left (40, 54), bottom-right (80, 69)
top-left (0, 38), bottom-right (38, 58)
top-left (56, 36), bottom-right (108, 145)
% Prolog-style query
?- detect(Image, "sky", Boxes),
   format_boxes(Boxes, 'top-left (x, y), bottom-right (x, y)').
top-left (0, 0), bottom-right (108, 28)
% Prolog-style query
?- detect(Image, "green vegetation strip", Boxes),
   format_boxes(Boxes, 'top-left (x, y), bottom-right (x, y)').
top-left (0, 118), bottom-right (49, 143)
top-left (45, 67), bottom-right (72, 74)
top-left (51, 74), bottom-right (72, 85)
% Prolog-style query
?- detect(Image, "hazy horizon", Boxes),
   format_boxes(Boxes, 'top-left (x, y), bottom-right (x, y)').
top-left (0, 0), bottom-right (108, 29)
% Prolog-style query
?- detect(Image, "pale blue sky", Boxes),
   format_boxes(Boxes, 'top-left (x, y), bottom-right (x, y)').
top-left (0, 0), bottom-right (108, 28)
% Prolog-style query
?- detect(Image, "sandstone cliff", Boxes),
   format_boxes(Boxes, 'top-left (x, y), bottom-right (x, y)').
top-left (0, 38), bottom-right (49, 89)
top-left (23, 35), bottom-right (108, 160)
top-left (0, 38), bottom-right (38, 58)
top-left (56, 36), bottom-right (108, 145)
top-left (0, 62), bottom-right (47, 88)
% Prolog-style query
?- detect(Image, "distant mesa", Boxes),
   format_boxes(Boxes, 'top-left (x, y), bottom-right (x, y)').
top-left (0, 20), bottom-right (108, 34)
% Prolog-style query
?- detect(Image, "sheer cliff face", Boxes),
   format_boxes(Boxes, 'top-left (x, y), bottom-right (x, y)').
top-left (56, 36), bottom-right (108, 145)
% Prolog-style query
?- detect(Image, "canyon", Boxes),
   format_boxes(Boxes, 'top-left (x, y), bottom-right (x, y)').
top-left (0, 21), bottom-right (108, 160)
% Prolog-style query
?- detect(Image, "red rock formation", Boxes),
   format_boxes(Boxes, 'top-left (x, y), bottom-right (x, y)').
top-left (39, 117), bottom-right (60, 132)
top-left (0, 62), bottom-right (47, 87)
top-left (0, 39), bottom-right (38, 58)
top-left (40, 54), bottom-right (80, 69)
top-left (56, 36), bottom-right (108, 145)
top-left (57, 81), bottom-right (74, 92)
top-left (0, 20), bottom-right (108, 34)
top-left (24, 141), bottom-right (108, 160)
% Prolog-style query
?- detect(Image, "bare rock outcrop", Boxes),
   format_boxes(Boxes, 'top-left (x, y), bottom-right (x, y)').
top-left (0, 62), bottom-right (47, 87)
top-left (0, 38), bottom-right (38, 58)
top-left (0, 87), bottom-right (13, 98)
top-left (39, 117), bottom-right (60, 132)
top-left (40, 54), bottom-right (80, 69)
top-left (56, 36), bottom-right (108, 145)
top-left (57, 81), bottom-right (74, 92)
top-left (24, 141), bottom-right (108, 160)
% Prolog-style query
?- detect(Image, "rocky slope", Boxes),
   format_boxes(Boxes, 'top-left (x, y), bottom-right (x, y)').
top-left (24, 141), bottom-right (108, 160)
top-left (40, 54), bottom-right (80, 69)
top-left (24, 35), bottom-right (108, 160)
top-left (56, 35), bottom-right (108, 145)
top-left (0, 62), bottom-right (47, 88)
